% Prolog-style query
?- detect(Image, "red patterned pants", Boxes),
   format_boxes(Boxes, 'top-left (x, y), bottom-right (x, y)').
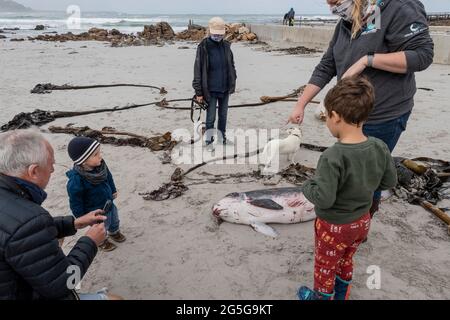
top-left (314, 213), bottom-right (371, 294)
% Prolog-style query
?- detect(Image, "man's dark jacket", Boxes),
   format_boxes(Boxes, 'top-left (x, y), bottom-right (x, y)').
top-left (0, 174), bottom-right (97, 300)
top-left (192, 37), bottom-right (237, 102)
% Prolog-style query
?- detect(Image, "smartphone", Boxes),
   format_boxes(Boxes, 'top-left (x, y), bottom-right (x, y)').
top-left (102, 200), bottom-right (113, 213)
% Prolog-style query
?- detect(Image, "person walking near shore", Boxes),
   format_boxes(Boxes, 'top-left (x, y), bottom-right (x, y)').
top-left (287, 8), bottom-right (296, 26)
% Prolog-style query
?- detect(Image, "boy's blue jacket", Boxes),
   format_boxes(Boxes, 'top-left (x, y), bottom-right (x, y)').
top-left (66, 167), bottom-right (117, 218)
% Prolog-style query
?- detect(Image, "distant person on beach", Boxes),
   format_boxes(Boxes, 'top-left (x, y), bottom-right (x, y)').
top-left (66, 137), bottom-right (126, 252)
top-left (193, 16), bottom-right (237, 151)
top-left (288, 0), bottom-right (434, 217)
top-left (0, 130), bottom-right (122, 300)
top-left (297, 77), bottom-right (397, 300)
top-left (287, 8), bottom-right (296, 26)
top-left (283, 12), bottom-right (289, 25)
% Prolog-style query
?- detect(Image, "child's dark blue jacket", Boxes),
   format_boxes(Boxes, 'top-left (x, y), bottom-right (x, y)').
top-left (66, 168), bottom-right (117, 218)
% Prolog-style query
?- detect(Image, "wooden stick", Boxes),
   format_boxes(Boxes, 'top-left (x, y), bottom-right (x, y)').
top-left (420, 200), bottom-right (450, 225)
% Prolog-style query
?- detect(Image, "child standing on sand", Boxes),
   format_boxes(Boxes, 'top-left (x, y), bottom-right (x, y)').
top-left (297, 77), bottom-right (397, 300)
top-left (66, 137), bottom-right (126, 252)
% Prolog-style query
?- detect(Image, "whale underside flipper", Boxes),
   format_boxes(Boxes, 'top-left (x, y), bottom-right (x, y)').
top-left (250, 221), bottom-right (280, 238)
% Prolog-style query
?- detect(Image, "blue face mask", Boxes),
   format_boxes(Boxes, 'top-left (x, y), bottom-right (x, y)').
top-left (210, 34), bottom-right (224, 42)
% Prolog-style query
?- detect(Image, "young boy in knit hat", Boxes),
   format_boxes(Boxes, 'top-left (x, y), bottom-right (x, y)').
top-left (66, 137), bottom-right (126, 252)
top-left (297, 76), bottom-right (397, 300)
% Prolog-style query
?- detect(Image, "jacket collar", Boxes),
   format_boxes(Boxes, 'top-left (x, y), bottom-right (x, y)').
top-left (0, 173), bottom-right (33, 201)
top-left (201, 37), bottom-right (230, 49)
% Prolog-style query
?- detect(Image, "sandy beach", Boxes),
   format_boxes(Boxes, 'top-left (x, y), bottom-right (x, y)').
top-left (1, 37), bottom-right (450, 300)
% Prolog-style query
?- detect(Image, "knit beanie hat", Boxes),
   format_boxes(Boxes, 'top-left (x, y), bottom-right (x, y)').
top-left (68, 137), bottom-right (100, 165)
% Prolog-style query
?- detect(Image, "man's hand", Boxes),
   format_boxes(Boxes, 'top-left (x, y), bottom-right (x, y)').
top-left (342, 55), bottom-right (368, 79)
top-left (112, 192), bottom-right (118, 199)
top-left (287, 103), bottom-right (305, 125)
top-left (196, 95), bottom-right (204, 104)
top-left (74, 209), bottom-right (106, 230)
top-left (85, 223), bottom-right (107, 246)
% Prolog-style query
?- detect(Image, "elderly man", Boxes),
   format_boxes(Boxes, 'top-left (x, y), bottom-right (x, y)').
top-left (0, 129), bottom-right (120, 300)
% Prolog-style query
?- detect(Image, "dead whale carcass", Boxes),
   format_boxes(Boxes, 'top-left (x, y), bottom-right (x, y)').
top-left (212, 187), bottom-right (316, 237)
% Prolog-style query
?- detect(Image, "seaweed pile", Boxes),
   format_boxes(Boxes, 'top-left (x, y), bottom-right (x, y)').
top-left (49, 126), bottom-right (177, 152)
top-left (269, 46), bottom-right (322, 55)
top-left (394, 157), bottom-right (450, 206)
top-left (1, 109), bottom-right (56, 131)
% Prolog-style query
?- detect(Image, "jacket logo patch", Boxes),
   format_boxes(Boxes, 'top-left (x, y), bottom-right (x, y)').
top-left (404, 23), bottom-right (428, 38)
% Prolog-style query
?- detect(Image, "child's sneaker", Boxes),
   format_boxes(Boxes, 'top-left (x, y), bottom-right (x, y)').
top-left (109, 231), bottom-right (126, 243)
top-left (99, 239), bottom-right (117, 252)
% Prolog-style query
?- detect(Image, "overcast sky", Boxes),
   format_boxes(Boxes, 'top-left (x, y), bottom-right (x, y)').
top-left (18, 0), bottom-right (450, 14)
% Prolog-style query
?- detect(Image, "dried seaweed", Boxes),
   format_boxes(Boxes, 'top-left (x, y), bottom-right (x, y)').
top-left (2, 86), bottom-right (307, 131)
top-left (140, 182), bottom-right (189, 201)
top-left (48, 125), bottom-right (177, 151)
top-left (394, 157), bottom-right (450, 206)
top-left (269, 46), bottom-right (322, 55)
top-left (31, 83), bottom-right (167, 94)
top-left (279, 163), bottom-right (316, 185)
top-left (0, 109), bottom-right (56, 131)
top-left (143, 163), bottom-right (317, 201)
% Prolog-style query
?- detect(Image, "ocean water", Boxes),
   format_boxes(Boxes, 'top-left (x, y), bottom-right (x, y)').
top-left (0, 11), bottom-right (337, 35)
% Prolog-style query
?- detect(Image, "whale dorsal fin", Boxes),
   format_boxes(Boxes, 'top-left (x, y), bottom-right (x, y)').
top-left (249, 199), bottom-right (283, 210)
top-left (250, 221), bottom-right (279, 238)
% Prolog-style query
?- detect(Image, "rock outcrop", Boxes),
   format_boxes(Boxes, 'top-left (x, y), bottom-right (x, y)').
top-left (27, 21), bottom-right (258, 46)
top-left (224, 23), bottom-right (257, 42)
top-left (138, 22), bottom-right (175, 41)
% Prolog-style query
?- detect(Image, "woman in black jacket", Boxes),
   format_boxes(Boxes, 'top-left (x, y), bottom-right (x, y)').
top-left (287, 0), bottom-right (434, 215)
top-left (193, 17), bottom-right (237, 149)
